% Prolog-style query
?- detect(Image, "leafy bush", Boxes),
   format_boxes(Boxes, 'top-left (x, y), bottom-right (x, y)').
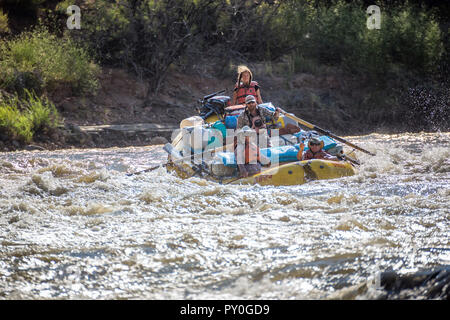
top-left (0, 94), bottom-right (33, 142)
top-left (276, 1), bottom-right (444, 78)
top-left (0, 70), bottom-right (44, 96)
top-left (384, 6), bottom-right (444, 73)
top-left (0, 26), bottom-right (99, 96)
top-left (73, 0), bottom-right (204, 94)
top-left (1, 0), bottom-right (46, 8)
top-left (71, 0), bottom-right (444, 89)
top-left (0, 9), bottom-right (9, 34)
top-left (0, 90), bottom-right (60, 143)
top-left (24, 90), bottom-right (61, 133)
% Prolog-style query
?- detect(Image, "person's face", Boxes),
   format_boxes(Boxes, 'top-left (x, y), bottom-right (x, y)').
top-left (310, 142), bottom-right (321, 152)
top-left (241, 71), bottom-right (250, 84)
top-left (246, 100), bottom-right (256, 111)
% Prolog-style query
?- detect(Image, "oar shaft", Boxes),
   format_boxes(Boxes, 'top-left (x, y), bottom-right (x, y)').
top-left (312, 124), bottom-right (374, 156)
top-left (280, 111), bottom-right (375, 156)
top-left (126, 163), bottom-right (166, 176)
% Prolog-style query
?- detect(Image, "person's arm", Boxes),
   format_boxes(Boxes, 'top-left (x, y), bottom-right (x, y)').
top-left (316, 150), bottom-right (338, 161)
top-left (301, 148), bottom-right (312, 161)
top-left (273, 107), bottom-right (281, 121)
top-left (236, 113), bottom-right (245, 130)
top-left (256, 88), bottom-right (263, 104)
top-left (323, 152), bottom-right (339, 161)
top-left (296, 142), bottom-right (305, 160)
top-left (231, 90), bottom-right (237, 106)
top-left (262, 107), bottom-right (280, 122)
top-left (301, 152), bottom-right (309, 161)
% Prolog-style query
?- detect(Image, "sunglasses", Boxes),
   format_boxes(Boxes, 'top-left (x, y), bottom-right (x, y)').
top-left (246, 101), bottom-right (256, 105)
top-left (310, 142), bottom-right (321, 146)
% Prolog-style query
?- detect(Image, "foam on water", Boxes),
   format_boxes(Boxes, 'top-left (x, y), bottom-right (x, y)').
top-left (0, 134), bottom-right (449, 299)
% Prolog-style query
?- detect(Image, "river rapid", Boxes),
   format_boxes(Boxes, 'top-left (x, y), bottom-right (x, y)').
top-left (0, 132), bottom-right (449, 300)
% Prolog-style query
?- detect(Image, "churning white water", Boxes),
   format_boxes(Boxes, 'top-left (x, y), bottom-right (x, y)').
top-left (0, 132), bottom-right (449, 299)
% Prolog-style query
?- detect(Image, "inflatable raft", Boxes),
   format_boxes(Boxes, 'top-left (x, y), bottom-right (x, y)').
top-left (163, 140), bottom-right (357, 186)
top-left (163, 91), bottom-right (360, 186)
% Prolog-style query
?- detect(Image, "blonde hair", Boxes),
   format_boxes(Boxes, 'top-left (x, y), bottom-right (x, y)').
top-left (237, 65), bottom-right (253, 85)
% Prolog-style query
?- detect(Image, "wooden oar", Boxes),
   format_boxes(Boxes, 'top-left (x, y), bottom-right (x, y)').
top-left (279, 109), bottom-right (376, 156)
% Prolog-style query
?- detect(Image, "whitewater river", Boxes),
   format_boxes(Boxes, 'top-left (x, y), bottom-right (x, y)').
top-left (0, 132), bottom-right (448, 300)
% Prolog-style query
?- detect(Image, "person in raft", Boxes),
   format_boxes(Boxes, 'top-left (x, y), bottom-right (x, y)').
top-left (236, 95), bottom-right (281, 147)
top-left (298, 137), bottom-right (340, 161)
top-left (231, 65), bottom-right (263, 105)
top-left (236, 95), bottom-right (281, 133)
top-left (234, 126), bottom-right (271, 178)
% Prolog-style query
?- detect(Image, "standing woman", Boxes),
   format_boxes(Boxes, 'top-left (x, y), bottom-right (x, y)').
top-left (231, 65), bottom-right (263, 105)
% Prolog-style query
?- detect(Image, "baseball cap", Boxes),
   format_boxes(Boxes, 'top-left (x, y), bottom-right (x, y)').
top-left (245, 95), bottom-right (257, 104)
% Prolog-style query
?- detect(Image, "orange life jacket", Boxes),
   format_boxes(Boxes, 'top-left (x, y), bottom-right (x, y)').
top-left (234, 81), bottom-right (259, 104)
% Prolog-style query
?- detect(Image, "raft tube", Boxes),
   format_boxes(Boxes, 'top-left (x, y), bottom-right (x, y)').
top-left (225, 159), bottom-right (356, 186)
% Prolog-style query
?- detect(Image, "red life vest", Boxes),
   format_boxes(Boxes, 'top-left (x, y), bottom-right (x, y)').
top-left (234, 81), bottom-right (259, 104)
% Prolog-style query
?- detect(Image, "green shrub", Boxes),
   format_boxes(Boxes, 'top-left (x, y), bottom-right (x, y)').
top-left (0, 9), bottom-right (9, 34)
top-left (384, 6), bottom-right (444, 73)
top-left (274, 1), bottom-right (444, 78)
top-left (24, 90), bottom-right (61, 133)
top-left (0, 70), bottom-right (44, 97)
top-left (0, 96), bottom-right (33, 143)
top-left (73, 0), bottom-right (201, 93)
top-left (71, 0), bottom-right (444, 87)
top-left (0, 26), bottom-right (99, 96)
top-left (1, 0), bottom-right (46, 14)
top-left (0, 90), bottom-right (60, 143)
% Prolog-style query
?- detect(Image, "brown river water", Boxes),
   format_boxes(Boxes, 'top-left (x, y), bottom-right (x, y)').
top-left (0, 132), bottom-right (449, 299)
